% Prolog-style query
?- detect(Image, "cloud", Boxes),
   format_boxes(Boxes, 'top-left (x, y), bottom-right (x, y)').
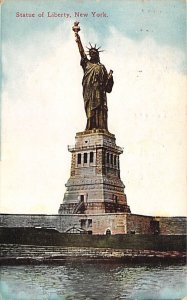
top-left (1, 24), bottom-right (187, 216)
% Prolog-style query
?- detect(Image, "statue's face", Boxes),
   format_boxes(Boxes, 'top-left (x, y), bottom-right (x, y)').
top-left (89, 50), bottom-right (99, 62)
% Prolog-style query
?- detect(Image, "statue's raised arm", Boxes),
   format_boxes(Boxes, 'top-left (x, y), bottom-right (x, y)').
top-left (72, 22), bottom-right (86, 58)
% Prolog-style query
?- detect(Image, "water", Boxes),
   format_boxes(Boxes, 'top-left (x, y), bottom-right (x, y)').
top-left (0, 263), bottom-right (186, 300)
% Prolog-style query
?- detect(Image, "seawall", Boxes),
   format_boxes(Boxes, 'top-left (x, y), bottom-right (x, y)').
top-left (0, 227), bottom-right (186, 251)
top-left (1, 244), bottom-right (185, 264)
top-left (0, 227), bottom-right (186, 264)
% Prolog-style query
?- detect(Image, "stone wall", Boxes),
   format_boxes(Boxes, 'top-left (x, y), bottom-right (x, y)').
top-left (154, 216), bottom-right (187, 235)
top-left (0, 213), bottom-right (186, 235)
top-left (126, 214), bottom-right (186, 235)
top-left (0, 213), bottom-right (127, 235)
top-left (0, 214), bottom-right (61, 230)
top-left (126, 214), bottom-right (153, 234)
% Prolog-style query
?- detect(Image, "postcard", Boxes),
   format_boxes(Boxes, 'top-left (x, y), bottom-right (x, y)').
top-left (1, 0), bottom-right (186, 299)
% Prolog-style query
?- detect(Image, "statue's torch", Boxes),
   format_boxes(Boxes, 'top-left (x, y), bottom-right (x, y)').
top-left (72, 21), bottom-right (80, 41)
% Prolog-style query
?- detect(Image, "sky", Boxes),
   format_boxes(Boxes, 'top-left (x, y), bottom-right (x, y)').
top-left (1, 0), bottom-right (187, 216)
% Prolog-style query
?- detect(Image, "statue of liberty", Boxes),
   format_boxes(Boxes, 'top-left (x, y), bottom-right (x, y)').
top-left (72, 22), bottom-right (114, 131)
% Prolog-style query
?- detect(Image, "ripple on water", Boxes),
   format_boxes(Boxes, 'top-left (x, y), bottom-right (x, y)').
top-left (0, 263), bottom-right (186, 300)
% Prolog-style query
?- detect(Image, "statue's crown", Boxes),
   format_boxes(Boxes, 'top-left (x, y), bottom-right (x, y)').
top-left (86, 43), bottom-right (104, 54)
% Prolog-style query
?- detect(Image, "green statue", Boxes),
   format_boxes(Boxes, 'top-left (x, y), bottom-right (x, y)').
top-left (72, 22), bottom-right (114, 131)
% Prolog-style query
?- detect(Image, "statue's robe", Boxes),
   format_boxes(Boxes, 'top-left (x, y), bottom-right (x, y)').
top-left (81, 56), bottom-right (113, 130)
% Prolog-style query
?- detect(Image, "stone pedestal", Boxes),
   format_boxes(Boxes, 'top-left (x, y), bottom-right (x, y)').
top-left (58, 129), bottom-right (130, 214)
